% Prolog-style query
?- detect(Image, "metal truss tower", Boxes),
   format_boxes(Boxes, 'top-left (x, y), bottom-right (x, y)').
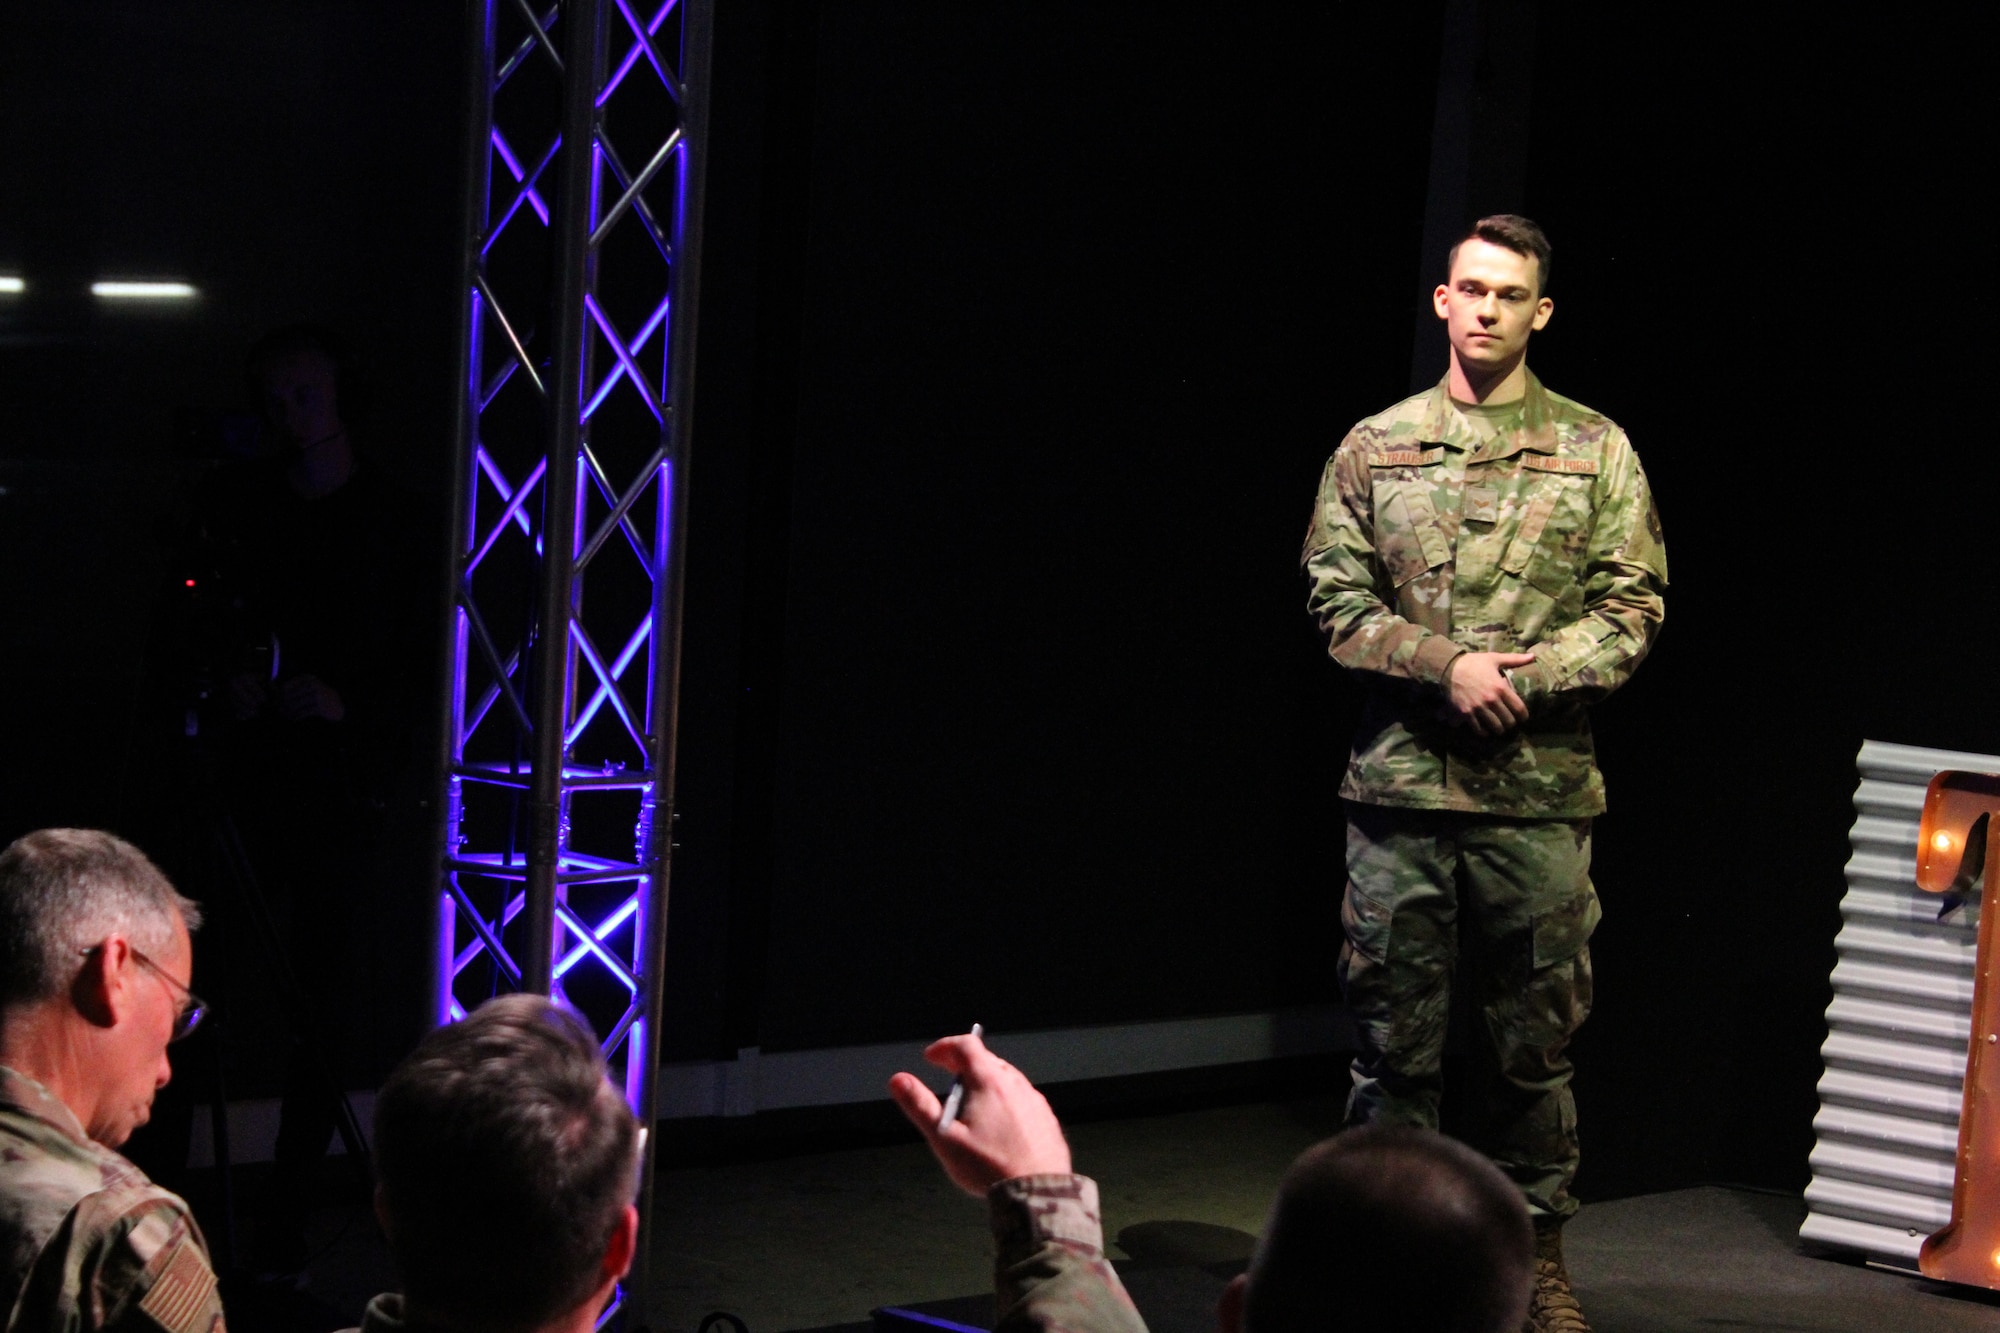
top-left (433, 0), bottom-right (709, 1314)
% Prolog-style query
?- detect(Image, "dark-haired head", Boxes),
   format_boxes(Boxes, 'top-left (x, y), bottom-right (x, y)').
top-left (1448, 214), bottom-right (1553, 296)
top-left (1222, 1126), bottom-right (1533, 1333)
top-left (373, 995), bottom-right (641, 1333)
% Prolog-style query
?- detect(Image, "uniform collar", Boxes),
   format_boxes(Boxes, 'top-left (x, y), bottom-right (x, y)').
top-left (0, 1064), bottom-right (94, 1148)
top-left (353, 1293), bottom-right (411, 1332)
top-left (354, 1293), bottom-right (475, 1333)
top-left (1417, 368), bottom-right (1560, 460)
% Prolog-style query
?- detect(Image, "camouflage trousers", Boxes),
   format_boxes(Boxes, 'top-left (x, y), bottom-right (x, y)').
top-left (1338, 801), bottom-right (1600, 1223)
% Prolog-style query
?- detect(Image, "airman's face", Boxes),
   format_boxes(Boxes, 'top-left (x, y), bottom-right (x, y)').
top-left (91, 922), bottom-right (191, 1148)
top-left (258, 351), bottom-right (342, 449)
top-left (1433, 238), bottom-right (1553, 372)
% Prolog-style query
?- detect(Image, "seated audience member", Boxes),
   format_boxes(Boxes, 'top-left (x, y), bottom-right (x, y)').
top-left (0, 829), bottom-right (225, 1333)
top-left (347, 994), bottom-right (642, 1333)
top-left (891, 1032), bottom-right (1533, 1333)
top-left (1234, 1126), bottom-right (1534, 1333)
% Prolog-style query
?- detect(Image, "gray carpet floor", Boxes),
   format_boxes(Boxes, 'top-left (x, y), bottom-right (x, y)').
top-left (1561, 1187), bottom-right (1995, 1332)
top-left (644, 1097), bottom-right (1999, 1333)
top-left (266, 1093), bottom-right (2000, 1331)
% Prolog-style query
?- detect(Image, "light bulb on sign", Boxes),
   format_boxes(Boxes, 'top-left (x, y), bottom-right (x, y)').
top-left (1934, 831), bottom-right (1956, 854)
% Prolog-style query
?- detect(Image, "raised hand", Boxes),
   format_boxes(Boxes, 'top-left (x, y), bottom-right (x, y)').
top-left (889, 1031), bottom-right (1072, 1195)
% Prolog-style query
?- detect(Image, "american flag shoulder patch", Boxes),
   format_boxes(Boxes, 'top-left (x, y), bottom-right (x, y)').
top-left (136, 1238), bottom-right (220, 1332)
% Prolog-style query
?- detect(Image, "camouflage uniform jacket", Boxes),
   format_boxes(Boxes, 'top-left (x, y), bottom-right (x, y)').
top-left (0, 1067), bottom-right (224, 1333)
top-left (1301, 371), bottom-right (1667, 816)
top-left (989, 1175), bottom-right (1146, 1333)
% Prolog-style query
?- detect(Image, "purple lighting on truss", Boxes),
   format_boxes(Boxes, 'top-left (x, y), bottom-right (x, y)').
top-left (437, 3), bottom-right (706, 1208)
top-left (568, 613), bottom-right (651, 744)
top-left (473, 449), bottom-right (541, 550)
top-left (490, 129), bottom-right (552, 225)
top-left (581, 292), bottom-right (671, 419)
top-left (554, 896), bottom-right (641, 979)
top-left (601, 0), bottom-right (681, 106)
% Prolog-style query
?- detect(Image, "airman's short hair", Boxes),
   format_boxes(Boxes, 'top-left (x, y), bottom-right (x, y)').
top-left (1448, 214), bottom-right (1553, 295)
top-left (374, 995), bottom-right (642, 1333)
top-left (1244, 1125), bottom-right (1533, 1333)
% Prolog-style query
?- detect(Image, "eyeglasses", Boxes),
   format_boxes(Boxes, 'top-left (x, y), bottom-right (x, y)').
top-left (80, 944), bottom-right (209, 1043)
top-left (134, 948), bottom-right (208, 1043)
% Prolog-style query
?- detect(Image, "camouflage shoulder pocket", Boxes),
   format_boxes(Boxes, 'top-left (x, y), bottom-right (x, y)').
top-left (1501, 476), bottom-right (1596, 596)
top-left (1369, 456), bottom-right (1452, 587)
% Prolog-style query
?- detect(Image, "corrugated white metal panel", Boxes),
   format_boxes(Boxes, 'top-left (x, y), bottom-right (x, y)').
top-left (1804, 1175), bottom-right (1951, 1231)
top-left (1799, 1211), bottom-right (1942, 1258)
top-left (1816, 1067), bottom-right (1963, 1121)
top-left (1807, 1139), bottom-right (1954, 1193)
top-left (1823, 994), bottom-right (1970, 1046)
top-left (1833, 923), bottom-right (1975, 970)
top-left (1820, 1031), bottom-right (1967, 1083)
top-left (1812, 1103), bottom-right (1960, 1154)
top-left (1827, 959), bottom-right (1973, 1010)
top-left (1803, 740), bottom-right (2000, 1264)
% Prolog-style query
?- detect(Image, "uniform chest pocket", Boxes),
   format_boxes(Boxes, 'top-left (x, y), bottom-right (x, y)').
top-left (1500, 475), bottom-right (1595, 596)
top-left (1372, 476), bottom-right (1453, 587)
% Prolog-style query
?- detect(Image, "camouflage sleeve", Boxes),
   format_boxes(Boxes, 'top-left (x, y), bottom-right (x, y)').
top-left (1513, 427), bottom-right (1667, 710)
top-left (988, 1175), bottom-right (1147, 1333)
top-left (1300, 437), bottom-right (1465, 687)
top-left (16, 1192), bottom-right (226, 1333)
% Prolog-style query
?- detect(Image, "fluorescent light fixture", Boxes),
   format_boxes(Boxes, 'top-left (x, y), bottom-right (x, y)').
top-left (0, 277), bottom-right (23, 294)
top-left (91, 280), bottom-right (198, 299)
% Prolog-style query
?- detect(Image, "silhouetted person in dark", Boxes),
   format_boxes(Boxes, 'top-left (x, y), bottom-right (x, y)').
top-left (220, 324), bottom-right (409, 737)
top-left (195, 324), bottom-right (432, 1276)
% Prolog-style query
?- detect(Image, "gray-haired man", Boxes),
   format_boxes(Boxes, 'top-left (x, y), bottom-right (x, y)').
top-left (0, 828), bottom-right (224, 1333)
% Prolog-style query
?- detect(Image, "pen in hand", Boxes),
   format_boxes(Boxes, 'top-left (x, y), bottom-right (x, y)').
top-left (937, 1022), bottom-right (983, 1130)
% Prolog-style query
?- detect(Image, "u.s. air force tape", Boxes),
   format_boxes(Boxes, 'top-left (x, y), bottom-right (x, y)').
top-left (1520, 455), bottom-right (1600, 475)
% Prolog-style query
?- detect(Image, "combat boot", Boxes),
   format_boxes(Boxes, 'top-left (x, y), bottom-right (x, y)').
top-left (1522, 1225), bottom-right (1590, 1333)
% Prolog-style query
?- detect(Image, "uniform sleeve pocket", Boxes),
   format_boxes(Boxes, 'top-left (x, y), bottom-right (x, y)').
top-left (1540, 615), bottom-right (1620, 686)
